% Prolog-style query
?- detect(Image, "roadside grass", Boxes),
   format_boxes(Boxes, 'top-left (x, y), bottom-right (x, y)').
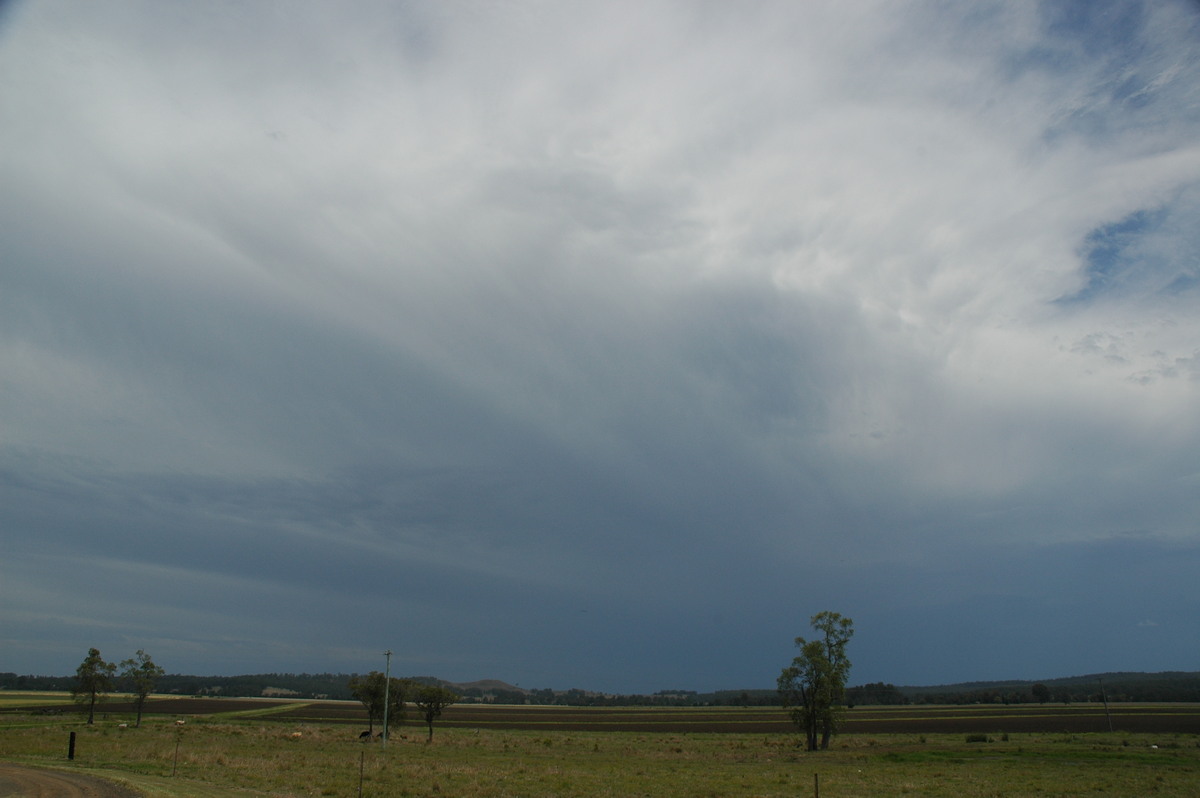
top-left (0, 712), bottom-right (1197, 797)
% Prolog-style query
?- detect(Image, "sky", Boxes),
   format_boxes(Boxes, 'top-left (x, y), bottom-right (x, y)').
top-left (1, 0), bottom-right (1198, 695)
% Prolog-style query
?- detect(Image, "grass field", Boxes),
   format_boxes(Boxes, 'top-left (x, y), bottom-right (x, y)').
top-left (1, 695), bottom-right (1198, 796)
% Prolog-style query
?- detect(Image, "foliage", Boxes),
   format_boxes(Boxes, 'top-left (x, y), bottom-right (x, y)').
top-left (847, 682), bottom-right (908, 706)
top-left (118, 649), bottom-right (164, 728)
top-left (347, 672), bottom-right (411, 733)
top-left (778, 611), bottom-right (854, 750)
top-left (71, 648), bottom-right (116, 725)
top-left (414, 684), bottom-right (459, 741)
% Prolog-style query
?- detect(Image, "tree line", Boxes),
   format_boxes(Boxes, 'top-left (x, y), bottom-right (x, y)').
top-left (6, 648), bottom-right (1196, 712)
top-left (7, 667), bottom-right (1196, 707)
top-left (903, 674), bottom-right (1200, 705)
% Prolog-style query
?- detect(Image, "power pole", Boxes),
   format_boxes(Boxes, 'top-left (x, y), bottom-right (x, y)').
top-left (1098, 677), bottom-right (1113, 733)
top-left (382, 650), bottom-right (392, 749)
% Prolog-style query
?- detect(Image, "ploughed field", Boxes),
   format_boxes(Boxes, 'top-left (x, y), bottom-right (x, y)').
top-left (25, 696), bottom-right (1200, 735)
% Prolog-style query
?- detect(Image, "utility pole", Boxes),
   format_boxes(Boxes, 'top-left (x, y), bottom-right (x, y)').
top-left (382, 650), bottom-right (392, 749)
top-left (1098, 677), bottom-right (1113, 732)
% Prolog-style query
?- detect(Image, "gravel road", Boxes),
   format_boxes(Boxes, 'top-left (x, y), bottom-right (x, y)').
top-left (0, 764), bottom-right (141, 798)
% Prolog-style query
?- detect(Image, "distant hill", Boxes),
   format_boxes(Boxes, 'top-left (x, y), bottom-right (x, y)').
top-left (3, 670), bottom-right (1197, 705)
top-left (896, 671), bottom-right (1200, 705)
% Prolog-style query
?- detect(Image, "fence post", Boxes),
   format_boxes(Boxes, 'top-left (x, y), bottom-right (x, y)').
top-left (814, 772), bottom-right (819, 798)
top-left (68, 731), bottom-right (76, 760)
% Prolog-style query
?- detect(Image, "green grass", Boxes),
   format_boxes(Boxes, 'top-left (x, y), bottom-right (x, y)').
top-left (0, 712), bottom-right (1197, 797)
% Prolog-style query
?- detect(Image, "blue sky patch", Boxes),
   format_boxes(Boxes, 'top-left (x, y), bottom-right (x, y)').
top-left (1060, 198), bottom-right (1200, 305)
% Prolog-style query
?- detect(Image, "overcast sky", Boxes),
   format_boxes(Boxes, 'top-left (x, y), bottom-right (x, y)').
top-left (2, 0), bottom-right (1198, 694)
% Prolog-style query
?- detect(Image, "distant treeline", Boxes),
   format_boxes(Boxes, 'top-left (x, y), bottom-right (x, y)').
top-left (900, 671), bottom-right (1200, 705)
top-left (3, 671), bottom-right (1197, 706)
top-left (0, 671), bottom-right (363, 700)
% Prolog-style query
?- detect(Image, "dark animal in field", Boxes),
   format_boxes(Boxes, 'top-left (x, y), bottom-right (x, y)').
top-left (358, 730), bottom-right (372, 740)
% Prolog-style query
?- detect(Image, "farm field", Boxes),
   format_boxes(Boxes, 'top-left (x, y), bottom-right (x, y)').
top-left (1, 696), bottom-right (1198, 796)
top-left (19, 693), bottom-right (1200, 735)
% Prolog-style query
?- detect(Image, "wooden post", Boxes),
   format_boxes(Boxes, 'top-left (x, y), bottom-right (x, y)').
top-left (68, 731), bottom-right (76, 760)
top-left (814, 772), bottom-right (819, 798)
top-left (358, 749), bottom-right (365, 798)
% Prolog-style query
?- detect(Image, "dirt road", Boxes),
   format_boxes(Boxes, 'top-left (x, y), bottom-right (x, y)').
top-left (0, 764), bottom-right (141, 798)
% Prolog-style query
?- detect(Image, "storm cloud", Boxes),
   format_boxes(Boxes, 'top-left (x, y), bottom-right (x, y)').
top-left (2, 0), bottom-right (1198, 692)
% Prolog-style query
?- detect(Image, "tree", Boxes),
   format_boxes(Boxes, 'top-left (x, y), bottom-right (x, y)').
top-left (777, 611), bottom-right (854, 751)
top-left (119, 650), bottom-right (164, 727)
top-left (414, 685), bottom-right (459, 742)
top-left (73, 648), bottom-right (116, 725)
top-left (1031, 683), bottom-right (1050, 705)
top-left (348, 672), bottom-right (410, 733)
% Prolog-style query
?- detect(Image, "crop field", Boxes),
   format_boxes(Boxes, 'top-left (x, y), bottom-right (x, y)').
top-left (280, 700), bottom-right (1200, 735)
top-left (40, 695), bottom-right (1200, 735)
top-left (1, 695), bottom-right (1198, 796)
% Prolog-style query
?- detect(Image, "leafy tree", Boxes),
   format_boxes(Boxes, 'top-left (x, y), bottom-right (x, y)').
top-left (348, 672), bottom-right (410, 733)
top-left (119, 650), bottom-right (164, 727)
top-left (414, 685), bottom-right (459, 742)
top-left (1031, 683), bottom-right (1050, 704)
top-left (73, 648), bottom-right (116, 725)
top-left (777, 611), bottom-right (854, 751)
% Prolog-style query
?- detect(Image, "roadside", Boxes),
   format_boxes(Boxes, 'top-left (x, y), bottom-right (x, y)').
top-left (0, 763), bottom-right (141, 797)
